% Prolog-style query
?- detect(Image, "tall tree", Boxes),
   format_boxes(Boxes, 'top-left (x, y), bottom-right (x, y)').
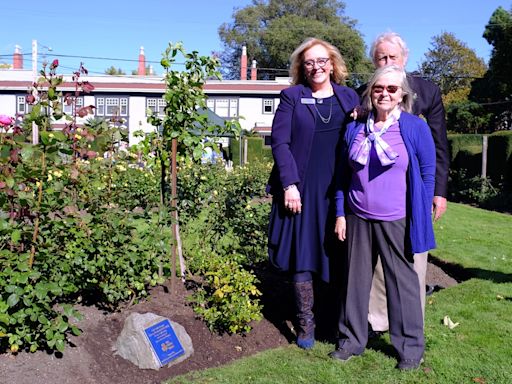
top-left (419, 32), bottom-right (486, 106)
top-left (218, 0), bottom-right (371, 84)
top-left (471, 6), bottom-right (512, 103)
top-left (469, 6), bottom-right (512, 130)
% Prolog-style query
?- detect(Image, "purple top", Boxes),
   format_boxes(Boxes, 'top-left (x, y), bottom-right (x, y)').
top-left (347, 121), bottom-right (409, 221)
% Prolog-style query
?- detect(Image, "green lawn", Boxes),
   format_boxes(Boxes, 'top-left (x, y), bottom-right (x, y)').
top-left (432, 203), bottom-right (512, 280)
top-left (166, 202), bottom-right (512, 384)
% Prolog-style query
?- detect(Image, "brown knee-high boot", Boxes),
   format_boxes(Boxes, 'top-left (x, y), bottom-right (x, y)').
top-left (294, 280), bottom-right (315, 349)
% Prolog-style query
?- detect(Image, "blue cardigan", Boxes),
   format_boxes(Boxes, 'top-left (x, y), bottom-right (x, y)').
top-left (335, 112), bottom-right (437, 254)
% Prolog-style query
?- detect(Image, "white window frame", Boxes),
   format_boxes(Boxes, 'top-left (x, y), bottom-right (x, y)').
top-left (96, 98), bottom-right (105, 116)
top-left (62, 96), bottom-right (84, 115)
top-left (206, 97), bottom-right (239, 118)
top-left (96, 97), bottom-right (128, 117)
top-left (17, 95), bottom-right (29, 114)
top-left (146, 97), bottom-right (166, 117)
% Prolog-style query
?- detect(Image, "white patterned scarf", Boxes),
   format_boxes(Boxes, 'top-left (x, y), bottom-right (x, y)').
top-left (351, 107), bottom-right (401, 166)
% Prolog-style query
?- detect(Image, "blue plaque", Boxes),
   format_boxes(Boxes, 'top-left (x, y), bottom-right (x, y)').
top-left (144, 319), bottom-right (185, 366)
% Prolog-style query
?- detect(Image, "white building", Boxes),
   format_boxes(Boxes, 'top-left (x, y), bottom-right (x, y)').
top-left (0, 45), bottom-right (290, 146)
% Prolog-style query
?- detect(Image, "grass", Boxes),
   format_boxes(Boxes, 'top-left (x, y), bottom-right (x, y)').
top-left (432, 202), bottom-right (512, 280)
top-left (165, 202), bottom-right (512, 384)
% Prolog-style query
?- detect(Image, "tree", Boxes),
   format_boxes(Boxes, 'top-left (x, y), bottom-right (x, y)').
top-left (419, 32), bottom-right (486, 106)
top-left (469, 6), bottom-right (512, 130)
top-left (104, 66), bottom-right (126, 75)
top-left (471, 7), bottom-right (512, 103)
top-left (446, 101), bottom-right (492, 134)
top-left (218, 0), bottom-right (371, 84)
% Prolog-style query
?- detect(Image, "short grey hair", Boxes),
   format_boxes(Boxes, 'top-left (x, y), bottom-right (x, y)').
top-left (369, 31), bottom-right (409, 67)
top-left (362, 65), bottom-right (413, 113)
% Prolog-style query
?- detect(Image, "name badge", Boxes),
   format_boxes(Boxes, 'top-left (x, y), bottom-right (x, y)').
top-left (300, 98), bottom-right (315, 105)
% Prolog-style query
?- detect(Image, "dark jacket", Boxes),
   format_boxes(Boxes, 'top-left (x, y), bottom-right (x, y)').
top-left (335, 112), bottom-right (436, 253)
top-left (357, 74), bottom-right (449, 197)
top-left (266, 82), bottom-right (359, 195)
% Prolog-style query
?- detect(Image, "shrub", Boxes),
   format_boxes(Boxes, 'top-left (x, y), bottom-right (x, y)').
top-left (190, 254), bottom-right (262, 334)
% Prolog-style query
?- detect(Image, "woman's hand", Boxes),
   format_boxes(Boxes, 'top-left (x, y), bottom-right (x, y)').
top-left (334, 216), bottom-right (346, 241)
top-left (284, 185), bottom-right (302, 214)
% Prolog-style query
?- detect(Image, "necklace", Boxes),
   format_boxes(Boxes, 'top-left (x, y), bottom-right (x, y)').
top-left (314, 95), bottom-right (333, 124)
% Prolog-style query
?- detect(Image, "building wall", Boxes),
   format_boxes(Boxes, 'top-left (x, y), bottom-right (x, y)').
top-left (0, 95), bottom-right (16, 116)
top-left (238, 96), bottom-right (279, 131)
top-left (128, 96), bottom-right (154, 144)
top-left (0, 70), bottom-right (289, 145)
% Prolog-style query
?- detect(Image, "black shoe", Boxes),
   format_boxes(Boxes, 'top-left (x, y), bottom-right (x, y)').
top-left (368, 329), bottom-right (386, 339)
top-left (329, 348), bottom-right (356, 362)
top-left (397, 358), bottom-right (424, 370)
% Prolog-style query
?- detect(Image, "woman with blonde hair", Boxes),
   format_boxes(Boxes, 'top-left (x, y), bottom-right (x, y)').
top-left (267, 38), bottom-right (358, 349)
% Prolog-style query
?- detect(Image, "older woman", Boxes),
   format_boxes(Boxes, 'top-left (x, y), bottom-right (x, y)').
top-left (330, 65), bottom-right (436, 370)
top-left (267, 38), bottom-right (359, 349)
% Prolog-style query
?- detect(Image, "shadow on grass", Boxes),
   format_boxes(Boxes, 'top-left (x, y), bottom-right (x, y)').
top-left (429, 255), bottom-right (512, 284)
top-left (366, 336), bottom-right (399, 361)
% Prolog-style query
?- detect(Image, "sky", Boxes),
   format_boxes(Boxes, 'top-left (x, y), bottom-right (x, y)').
top-left (1, 0), bottom-right (510, 76)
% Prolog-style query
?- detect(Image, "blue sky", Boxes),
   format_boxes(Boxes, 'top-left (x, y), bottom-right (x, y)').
top-left (1, 0), bottom-right (510, 75)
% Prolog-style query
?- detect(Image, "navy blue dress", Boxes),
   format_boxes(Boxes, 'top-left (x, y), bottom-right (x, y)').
top-left (268, 96), bottom-right (345, 282)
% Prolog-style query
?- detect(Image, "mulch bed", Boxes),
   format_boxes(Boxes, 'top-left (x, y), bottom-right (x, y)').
top-left (0, 261), bottom-right (459, 384)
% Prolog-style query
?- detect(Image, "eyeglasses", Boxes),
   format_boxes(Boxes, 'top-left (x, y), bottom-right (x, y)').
top-left (303, 57), bottom-right (330, 69)
top-left (372, 85), bottom-right (401, 94)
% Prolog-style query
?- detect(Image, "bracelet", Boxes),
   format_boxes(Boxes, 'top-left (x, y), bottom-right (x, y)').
top-left (283, 184), bottom-right (296, 191)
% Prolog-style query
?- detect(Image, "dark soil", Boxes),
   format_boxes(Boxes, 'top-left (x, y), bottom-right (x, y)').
top-left (0, 261), bottom-right (459, 384)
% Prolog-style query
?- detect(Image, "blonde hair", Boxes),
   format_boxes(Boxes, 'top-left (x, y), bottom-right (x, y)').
top-left (362, 65), bottom-right (413, 113)
top-left (289, 38), bottom-right (348, 86)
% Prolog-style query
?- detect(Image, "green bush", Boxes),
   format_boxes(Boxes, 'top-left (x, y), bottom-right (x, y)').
top-left (178, 161), bottom-right (271, 333)
top-left (179, 161), bottom-right (271, 267)
top-left (448, 132), bottom-right (512, 193)
top-left (0, 50), bottom-right (261, 353)
top-left (189, 254), bottom-right (262, 334)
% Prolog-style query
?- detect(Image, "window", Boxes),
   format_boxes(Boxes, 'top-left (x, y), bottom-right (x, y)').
top-left (17, 95), bottom-right (31, 114)
top-left (96, 98), bottom-right (104, 116)
top-left (120, 98), bottom-right (128, 116)
top-left (62, 96), bottom-right (84, 115)
top-left (147, 98), bottom-right (166, 116)
top-left (95, 97), bottom-right (128, 117)
top-left (106, 98), bottom-right (118, 116)
top-left (206, 97), bottom-right (238, 118)
top-left (263, 99), bottom-right (274, 114)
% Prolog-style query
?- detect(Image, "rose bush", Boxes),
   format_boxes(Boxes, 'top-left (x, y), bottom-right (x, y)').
top-left (1, 44), bottom-right (267, 351)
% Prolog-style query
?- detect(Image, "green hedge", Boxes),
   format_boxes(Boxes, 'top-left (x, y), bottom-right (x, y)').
top-left (448, 132), bottom-right (512, 190)
top-left (487, 131), bottom-right (512, 189)
top-left (230, 136), bottom-right (273, 165)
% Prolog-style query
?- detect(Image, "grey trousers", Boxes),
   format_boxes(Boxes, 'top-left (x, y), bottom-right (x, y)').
top-left (368, 252), bottom-right (428, 331)
top-left (337, 215), bottom-right (424, 361)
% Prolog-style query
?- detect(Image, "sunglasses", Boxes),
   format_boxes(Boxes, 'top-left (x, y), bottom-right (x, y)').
top-left (372, 85), bottom-right (401, 94)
